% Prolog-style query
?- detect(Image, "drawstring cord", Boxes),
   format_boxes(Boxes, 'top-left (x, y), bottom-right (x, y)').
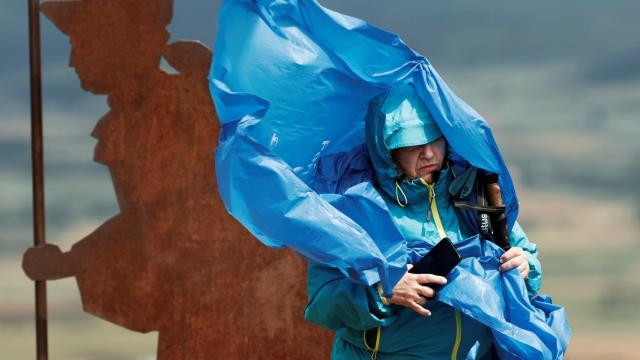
top-left (395, 180), bottom-right (408, 207)
top-left (363, 326), bottom-right (382, 359)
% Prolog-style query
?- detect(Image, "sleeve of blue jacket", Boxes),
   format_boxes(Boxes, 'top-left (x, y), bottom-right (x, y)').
top-left (304, 263), bottom-right (397, 332)
top-left (510, 221), bottom-right (542, 296)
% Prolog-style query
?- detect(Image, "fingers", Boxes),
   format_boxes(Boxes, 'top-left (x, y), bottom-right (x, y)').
top-left (499, 251), bottom-right (530, 279)
top-left (500, 247), bottom-right (523, 264)
top-left (414, 273), bottom-right (447, 286)
top-left (409, 301), bottom-right (431, 317)
top-left (517, 262), bottom-right (530, 279)
top-left (414, 295), bottom-right (427, 305)
top-left (416, 285), bottom-right (436, 299)
top-left (499, 255), bottom-right (524, 272)
top-left (391, 269), bottom-right (443, 316)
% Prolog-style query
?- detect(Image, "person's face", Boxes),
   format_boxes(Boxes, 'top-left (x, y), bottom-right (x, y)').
top-left (391, 137), bottom-right (446, 183)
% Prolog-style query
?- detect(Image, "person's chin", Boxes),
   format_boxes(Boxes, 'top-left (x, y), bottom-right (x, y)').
top-left (417, 166), bottom-right (436, 177)
top-left (413, 171), bottom-right (429, 181)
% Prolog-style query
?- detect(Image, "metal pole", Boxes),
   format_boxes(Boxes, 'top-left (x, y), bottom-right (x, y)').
top-left (28, 0), bottom-right (49, 358)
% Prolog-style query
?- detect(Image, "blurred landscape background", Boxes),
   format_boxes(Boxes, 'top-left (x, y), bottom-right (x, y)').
top-left (1, 0), bottom-right (639, 358)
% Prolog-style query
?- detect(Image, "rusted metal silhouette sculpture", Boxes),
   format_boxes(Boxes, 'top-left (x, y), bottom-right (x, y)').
top-left (22, 0), bottom-right (333, 358)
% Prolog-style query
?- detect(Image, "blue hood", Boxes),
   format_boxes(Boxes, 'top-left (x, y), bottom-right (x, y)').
top-left (364, 82), bottom-right (447, 206)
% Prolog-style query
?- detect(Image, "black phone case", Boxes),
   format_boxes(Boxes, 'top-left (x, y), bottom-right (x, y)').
top-left (408, 237), bottom-right (461, 276)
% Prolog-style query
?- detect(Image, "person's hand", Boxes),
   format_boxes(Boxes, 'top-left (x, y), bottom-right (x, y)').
top-left (22, 244), bottom-right (72, 281)
top-left (388, 265), bottom-right (447, 317)
top-left (499, 246), bottom-right (530, 279)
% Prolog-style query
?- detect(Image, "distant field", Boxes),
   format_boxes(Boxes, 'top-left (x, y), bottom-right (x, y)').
top-left (0, 272), bottom-right (157, 359)
top-left (2, 184), bottom-right (638, 358)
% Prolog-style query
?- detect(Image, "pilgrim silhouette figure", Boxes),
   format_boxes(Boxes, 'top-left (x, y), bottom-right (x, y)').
top-left (22, 0), bottom-right (332, 358)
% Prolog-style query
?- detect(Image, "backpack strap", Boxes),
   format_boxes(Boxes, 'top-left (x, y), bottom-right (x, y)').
top-left (450, 166), bottom-right (511, 251)
top-left (478, 171), bottom-right (511, 251)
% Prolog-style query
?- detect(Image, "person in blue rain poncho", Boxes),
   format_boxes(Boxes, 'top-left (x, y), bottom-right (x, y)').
top-left (304, 82), bottom-right (541, 359)
top-left (209, 1), bottom-right (570, 359)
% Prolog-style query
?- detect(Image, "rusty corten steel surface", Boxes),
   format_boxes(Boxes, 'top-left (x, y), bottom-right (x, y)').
top-left (22, 0), bottom-right (333, 358)
top-left (28, 0), bottom-right (49, 358)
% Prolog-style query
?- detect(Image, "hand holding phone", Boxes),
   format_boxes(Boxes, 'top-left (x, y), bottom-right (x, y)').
top-left (409, 237), bottom-right (461, 277)
top-left (383, 238), bottom-right (460, 317)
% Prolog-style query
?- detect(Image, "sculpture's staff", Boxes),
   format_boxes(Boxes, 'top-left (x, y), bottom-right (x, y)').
top-left (27, 0), bottom-right (49, 359)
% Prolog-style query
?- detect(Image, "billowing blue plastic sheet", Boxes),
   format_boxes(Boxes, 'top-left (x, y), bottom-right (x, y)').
top-left (209, 0), bottom-right (519, 295)
top-left (209, 1), bottom-right (570, 358)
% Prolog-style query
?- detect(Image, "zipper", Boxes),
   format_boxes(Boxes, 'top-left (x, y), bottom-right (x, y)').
top-left (452, 309), bottom-right (462, 360)
top-left (363, 326), bottom-right (381, 359)
top-left (419, 179), bottom-right (446, 239)
top-left (418, 178), bottom-right (462, 360)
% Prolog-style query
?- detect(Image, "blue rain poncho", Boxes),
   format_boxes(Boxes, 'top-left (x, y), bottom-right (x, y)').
top-left (209, 0), bottom-right (570, 358)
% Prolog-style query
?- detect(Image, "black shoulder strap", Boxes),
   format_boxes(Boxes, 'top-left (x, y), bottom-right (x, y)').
top-left (476, 173), bottom-right (494, 239)
top-left (452, 169), bottom-right (511, 250)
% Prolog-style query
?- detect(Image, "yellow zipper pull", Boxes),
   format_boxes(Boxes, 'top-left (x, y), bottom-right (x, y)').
top-left (420, 179), bottom-right (436, 222)
top-left (426, 185), bottom-right (434, 221)
top-left (419, 178), bottom-right (446, 240)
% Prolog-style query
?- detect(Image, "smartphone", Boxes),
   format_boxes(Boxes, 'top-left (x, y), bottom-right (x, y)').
top-left (408, 237), bottom-right (461, 277)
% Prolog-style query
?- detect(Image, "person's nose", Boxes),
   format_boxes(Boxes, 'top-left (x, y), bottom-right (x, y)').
top-left (420, 143), bottom-right (434, 159)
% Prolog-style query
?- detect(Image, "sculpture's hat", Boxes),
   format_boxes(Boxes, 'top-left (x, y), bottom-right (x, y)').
top-left (41, 0), bottom-right (172, 35)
